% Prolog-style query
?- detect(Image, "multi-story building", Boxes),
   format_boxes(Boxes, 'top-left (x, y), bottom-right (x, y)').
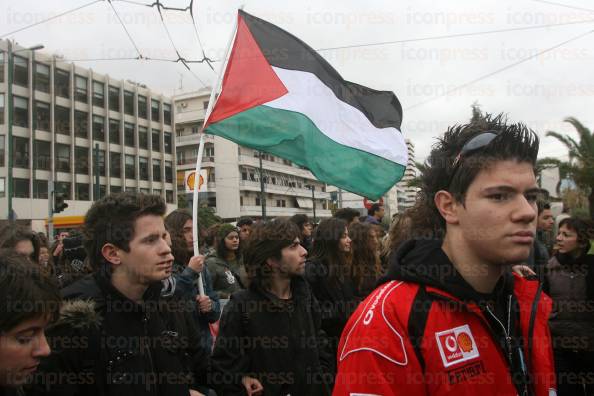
top-left (0, 40), bottom-right (176, 231)
top-left (174, 89), bottom-right (332, 221)
top-left (395, 139), bottom-right (419, 211)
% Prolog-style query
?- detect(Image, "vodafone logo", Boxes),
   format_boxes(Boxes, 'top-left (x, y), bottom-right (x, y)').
top-left (435, 325), bottom-right (480, 368)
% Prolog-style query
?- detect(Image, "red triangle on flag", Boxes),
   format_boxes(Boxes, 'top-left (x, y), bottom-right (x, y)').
top-left (205, 14), bottom-right (288, 127)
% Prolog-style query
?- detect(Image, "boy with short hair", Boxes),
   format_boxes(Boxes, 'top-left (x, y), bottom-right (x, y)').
top-left (333, 114), bottom-right (556, 395)
top-left (30, 192), bottom-right (209, 396)
top-left (211, 219), bottom-right (332, 396)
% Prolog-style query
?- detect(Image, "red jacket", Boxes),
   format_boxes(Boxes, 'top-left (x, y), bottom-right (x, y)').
top-left (333, 240), bottom-right (556, 396)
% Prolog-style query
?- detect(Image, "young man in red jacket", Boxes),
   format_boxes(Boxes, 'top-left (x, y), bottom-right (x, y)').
top-left (334, 114), bottom-right (557, 396)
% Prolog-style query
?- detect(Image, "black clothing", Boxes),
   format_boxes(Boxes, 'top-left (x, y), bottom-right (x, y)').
top-left (28, 272), bottom-right (209, 396)
top-left (210, 276), bottom-right (332, 396)
top-left (304, 258), bottom-right (359, 354)
top-left (0, 387), bottom-right (24, 396)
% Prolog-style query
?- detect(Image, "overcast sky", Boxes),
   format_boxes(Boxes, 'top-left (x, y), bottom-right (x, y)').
top-left (2, 0), bottom-right (593, 162)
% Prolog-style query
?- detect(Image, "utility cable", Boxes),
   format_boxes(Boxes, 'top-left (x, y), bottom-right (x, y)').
top-left (405, 28), bottom-right (594, 111)
top-left (106, 0), bottom-right (143, 58)
top-left (0, 0), bottom-right (102, 39)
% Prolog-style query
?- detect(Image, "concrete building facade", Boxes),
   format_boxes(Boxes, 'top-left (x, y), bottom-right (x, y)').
top-left (174, 89), bottom-right (332, 221)
top-left (0, 40), bottom-right (176, 230)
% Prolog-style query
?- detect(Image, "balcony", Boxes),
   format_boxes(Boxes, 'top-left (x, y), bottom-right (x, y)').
top-left (240, 206), bottom-right (332, 218)
top-left (174, 108), bottom-right (206, 124)
top-left (239, 180), bottom-right (330, 200)
top-left (176, 155), bottom-right (215, 166)
top-left (238, 155), bottom-right (316, 179)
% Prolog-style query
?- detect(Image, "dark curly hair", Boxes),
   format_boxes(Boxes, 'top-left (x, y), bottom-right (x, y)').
top-left (164, 209), bottom-right (193, 266)
top-left (408, 113), bottom-right (539, 236)
top-left (242, 219), bottom-right (301, 284)
top-left (0, 224), bottom-right (40, 264)
top-left (83, 192), bottom-right (166, 271)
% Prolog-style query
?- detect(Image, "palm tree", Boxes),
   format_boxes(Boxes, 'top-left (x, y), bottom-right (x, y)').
top-left (542, 117), bottom-right (594, 219)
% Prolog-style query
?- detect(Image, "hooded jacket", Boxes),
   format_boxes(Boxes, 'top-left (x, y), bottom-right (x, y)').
top-left (206, 253), bottom-right (247, 299)
top-left (333, 240), bottom-right (556, 396)
top-left (27, 272), bottom-right (209, 396)
top-left (210, 276), bottom-right (333, 396)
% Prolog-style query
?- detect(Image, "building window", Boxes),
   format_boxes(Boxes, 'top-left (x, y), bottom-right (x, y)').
top-left (163, 103), bottom-right (171, 125)
top-left (0, 52), bottom-right (4, 83)
top-left (75, 146), bottom-right (89, 174)
top-left (35, 63), bottom-right (50, 93)
top-left (0, 94), bottom-right (4, 124)
top-left (14, 178), bottom-right (29, 198)
top-left (125, 155), bottom-right (135, 179)
top-left (13, 55), bottom-right (28, 87)
top-left (125, 186), bottom-right (136, 193)
top-left (165, 160), bottom-right (173, 183)
top-left (55, 144), bottom-right (70, 173)
top-left (124, 123), bottom-right (135, 147)
top-left (276, 199), bottom-right (286, 207)
top-left (164, 132), bottom-right (172, 154)
top-left (151, 99), bottom-right (160, 122)
top-left (33, 180), bottom-right (48, 199)
top-left (54, 105), bottom-right (70, 135)
top-left (139, 126), bottom-right (148, 149)
top-left (166, 190), bottom-right (173, 203)
top-left (109, 119), bottom-right (120, 144)
top-left (152, 159), bottom-right (161, 181)
top-left (0, 136), bottom-right (4, 166)
top-left (93, 80), bottom-right (104, 107)
top-left (139, 156), bottom-right (148, 180)
top-left (92, 115), bottom-right (105, 141)
top-left (13, 137), bottom-right (29, 168)
top-left (110, 152), bottom-right (121, 178)
top-left (55, 69), bottom-right (70, 98)
top-left (204, 143), bottom-right (214, 159)
top-left (138, 95), bottom-right (147, 119)
top-left (74, 110), bottom-right (88, 138)
top-left (76, 183), bottom-right (89, 200)
top-left (55, 181), bottom-right (71, 200)
top-left (153, 188), bottom-right (161, 196)
top-left (95, 149), bottom-right (106, 176)
top-left (13, 96), bottom-right (28, 127)
top-left (99, 184), bottom-right (107, 199)
top-left (75, 75), bottom-right (88, 103)
top-left (108, 86), bottom-right (120, 112)
top-left (124, 90), bottom-right (134, 115)
top-left (240, 196), bottom-right (243, 206)
top-left (35, 101), bottom-right (50, 131)
top-left (255, 197), bottom-right (261, 206)
top-left (110, 185), bottom-right (121, 193)
top-left (151, 129), bottom-right (160, 152)
top-left (34, 140), bottom-right (50, 170)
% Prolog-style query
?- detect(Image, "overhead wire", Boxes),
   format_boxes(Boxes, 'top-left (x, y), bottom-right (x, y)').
top-left (0, 0), bottom-right (103, 39)
top-left (106, 0), bottom-right (144, 58)
top-left (405, 28), bottom-right (594, 111)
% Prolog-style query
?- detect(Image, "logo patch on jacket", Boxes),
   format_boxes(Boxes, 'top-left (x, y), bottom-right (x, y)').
top-left (435, 324), bottom-right (479, 367)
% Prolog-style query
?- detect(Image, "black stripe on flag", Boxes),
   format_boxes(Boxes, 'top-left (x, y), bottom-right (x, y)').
top-left (239, 10), bottom-right (403, 130)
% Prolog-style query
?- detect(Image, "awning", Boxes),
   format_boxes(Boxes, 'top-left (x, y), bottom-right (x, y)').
top-left (296, 197), bottom-right (313, 209)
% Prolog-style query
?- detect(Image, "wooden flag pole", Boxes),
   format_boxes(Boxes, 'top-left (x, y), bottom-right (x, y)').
top-left (191, 9), bottom-right (240, 296)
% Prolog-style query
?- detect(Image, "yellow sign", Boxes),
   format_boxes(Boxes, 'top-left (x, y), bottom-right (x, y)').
top-left (185, 169), bottom-right (208, 193)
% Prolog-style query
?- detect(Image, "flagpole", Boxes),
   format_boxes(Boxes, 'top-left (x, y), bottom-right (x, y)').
top-left (191, 9), bottom-right (240, 296)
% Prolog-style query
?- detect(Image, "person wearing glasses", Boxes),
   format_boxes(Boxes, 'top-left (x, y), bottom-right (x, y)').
top-left (333, 114), bottom-right (556, 395)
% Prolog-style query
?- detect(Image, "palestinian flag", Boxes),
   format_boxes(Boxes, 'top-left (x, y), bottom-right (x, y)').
top-left (204, 10), bottom-right (407, 200)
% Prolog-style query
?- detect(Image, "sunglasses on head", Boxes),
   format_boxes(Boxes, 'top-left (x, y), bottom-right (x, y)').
top-left (447, 131), bottom-right (499, 189)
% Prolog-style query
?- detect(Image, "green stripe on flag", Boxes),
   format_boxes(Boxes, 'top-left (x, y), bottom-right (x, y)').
top-left (205, 105), bottom-right (406, 200)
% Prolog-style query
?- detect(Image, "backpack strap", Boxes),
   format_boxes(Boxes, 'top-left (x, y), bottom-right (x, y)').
top-left (407, 285), bottom-right (433, 370)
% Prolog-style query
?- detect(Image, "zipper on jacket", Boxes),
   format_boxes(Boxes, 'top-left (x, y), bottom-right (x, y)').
top-left (142, 312), bottom-right (158, 395)
top-left (485, 295), bottom-right (513, 364)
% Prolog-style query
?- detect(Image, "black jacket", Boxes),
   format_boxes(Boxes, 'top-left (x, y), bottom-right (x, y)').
top-left (210, 276), bottom-right (333, 396)
top-left (304, 258), bottom-right (359, 349)
top-left (27, 272), bottom-right (209, 396)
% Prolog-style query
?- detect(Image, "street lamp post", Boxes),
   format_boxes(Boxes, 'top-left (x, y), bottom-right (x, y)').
top-left (6, 41), bottom-right (44, 222)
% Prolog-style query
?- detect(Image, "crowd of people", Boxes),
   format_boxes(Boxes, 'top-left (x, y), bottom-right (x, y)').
top-left (0, 113), bottom-right (593, 396)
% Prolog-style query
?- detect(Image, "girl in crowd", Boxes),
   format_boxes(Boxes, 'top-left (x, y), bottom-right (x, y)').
top-left (0, 251), bottom-right (60, 395)
top-left (206, 224), bottom-right (247, 299)
top-left (289, 214), bottom-right (314, 253)
top-left (305, 218), bottom-right (357, 355)
top-left (545, 217), bottom-right (594, 396)
top-left (0, 225), bottom-right (39, 264)
top-left (164, 209), bottom-right (220, 352)
top-left (348, 222), bottom-right (383, 298)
